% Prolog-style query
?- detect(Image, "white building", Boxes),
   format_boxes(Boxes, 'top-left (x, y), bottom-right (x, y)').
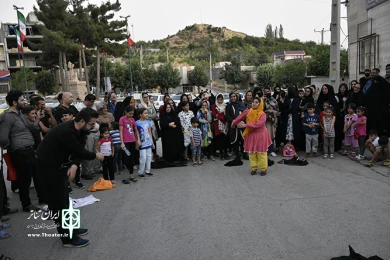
top-left (347, 0), bottom-right (390, 80)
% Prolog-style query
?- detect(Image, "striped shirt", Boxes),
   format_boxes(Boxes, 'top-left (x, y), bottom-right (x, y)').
top-left (189, 127), bottom-right (201, 146)
top-left (110, 130), bottom-right (121, 145)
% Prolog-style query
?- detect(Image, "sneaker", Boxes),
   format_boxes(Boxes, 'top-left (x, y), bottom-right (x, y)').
top-left (198, 162), bottom-right (203, 165)
top-left (269, 152), bottom-right (277, 157)
top-left (145, 172), bottom-right (153, 176)
top-left (23, 204), bottom-right (40, 213)
top-left (74, 182), bottom-right (85, 189)
top-left (342, 150), bottom-right (349, 156)
top-left (313, 153), bottom-right (319, 157)
top-left (251, 170), bottom-right (257, 175)
top-left (351, 151), bottom-right (357, 157)
top-left (355, 155), bottom-right (364, 161)
top-left (323, 154), bottom-right (328, 159)
top-left (383, 159), bottom-right (390, 167)
top-left (209, 155), bottom-right (215, 161)
top-left (68, 186), bottom-right (73, 194)
top-left (365, 160), bottom-right (373, 167)
top-left (111, 180), bottom-right (117, 184)
top-left (63, 237), bottom-right (90, 248)
top-left (75, 228), bottom-right (89, 236)
top-left (193, 163), bottom-right (198, 167)
top-left (330, 154), bottom-right (335, 159)
top-left (260, 171), bottom-right (267, 176)
top-left (138, 174), bottom-right (145, 178)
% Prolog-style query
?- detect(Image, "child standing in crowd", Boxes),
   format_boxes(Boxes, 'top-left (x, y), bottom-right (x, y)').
top-left (189, 117), bottom-right (202, 166)
top-left (197, 101), bottom-right (214, 160)
top-left (96, 127), bottom-right (115, 183)
top-left (119, 105), bottom-right (140, 183)
top-left (322, 107), bottom-right (336, 159)
top-left (178, 101), bottom-right (195, 160)
top-left (354, 106), bottom-right (367, 160)
top-left (343, 103), bottom-right (358, 156)
top-left (110, 121), bottom-right (123, 174)
top-left (302, 103), bottom-right (320, 157)
top-left (136, 108), bottom-right (154, 177)
top-left (365, 136), bottom-right (390, 167)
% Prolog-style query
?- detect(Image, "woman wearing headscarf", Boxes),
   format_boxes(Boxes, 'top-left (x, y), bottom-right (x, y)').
top-left (346, 82), bottom-right (364, 108)
top-left (304, 86), bottom-right (315, 106)
top-left (281, 86), bottom-right (301, 149)
top-left (273, 86), bottom-right (286, 152)
top-left (232, 97), bottom-right (272, 176)
top-left (263, 87), bottom-right (279, 156)
top-left (160, 103), bottom-right (184, 163)
top-left (243, 90), bottom-right (253, 109)
top-left (96, 101), bottom-right (115, 128)
top-left (212, 94), bottom-right (228, 160)
top-left (225, 92), bottom-right (246, 166)
top-left (159, 93), bottom-right (171, 115)
top-left (114, 96), bottom-right (131, 122)
top-left (197, 101), bottom-right (214, 160)
top-left (336, 83), bottom-right (349, 116)
top-left (177, 94), bottom-right (194, 114)
top-left (316, 84), bottom-right (343, 151)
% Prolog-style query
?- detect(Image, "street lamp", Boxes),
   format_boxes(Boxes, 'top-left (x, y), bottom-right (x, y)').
top-left (120, 15), bottom-right (133, 94)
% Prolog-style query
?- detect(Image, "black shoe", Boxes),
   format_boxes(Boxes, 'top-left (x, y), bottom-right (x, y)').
top-left (3, 207), bottom-right (18, 215)
top-left (251, 170), bottom-right (257, 175)
top-left (268, 159), bottom-right (274, 167)
top-left (138, 174), bottom-right (145, 178)
top-left (243, 153), bottom-right (249, 160)
top-left (74, 182), bottom-right (85, 189)
top-left (81, 174), bottom-right (93, 180)
top-left (68, 186), bottom-right (73, 194)
top-left (75, 228), bottom-right (88, 236)
top-left (63, 237), bottom-right (90, 248)
top-left (23, 204), bottom-right (40, 212)
top-left (145, 172), bottom-right (153, 176)
top-left (260, 171), bottom-right (267, 176)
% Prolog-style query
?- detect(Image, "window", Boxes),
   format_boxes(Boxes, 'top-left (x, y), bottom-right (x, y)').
top-left (358, 34), bottom-right (378, 73)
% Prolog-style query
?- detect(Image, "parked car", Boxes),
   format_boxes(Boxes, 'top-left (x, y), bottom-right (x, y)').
top-left (0, 103), bottom-right (9, 114)
top-left (171, 95), bottom-right (182, 107)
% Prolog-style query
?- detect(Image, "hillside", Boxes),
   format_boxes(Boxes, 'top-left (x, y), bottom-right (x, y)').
top-left (134, 23), bottom-right (319, 67)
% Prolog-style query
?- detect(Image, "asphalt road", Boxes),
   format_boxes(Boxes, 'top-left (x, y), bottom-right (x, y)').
top-left (1, 147), bottom-right (390, 260)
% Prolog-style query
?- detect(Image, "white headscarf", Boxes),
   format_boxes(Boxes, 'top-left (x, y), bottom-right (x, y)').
top-left (215, 93), bottom-right (226, 112)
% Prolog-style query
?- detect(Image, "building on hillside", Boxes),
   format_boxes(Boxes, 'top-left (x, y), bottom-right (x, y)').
top-left (0, 12), bottom-right (43, 93)
top-left (272, 50), bottom-right (311, 65)
top-left (347, 0), bottom-right (390, 81)
top-left (178, 65), bottom-right (194, 93)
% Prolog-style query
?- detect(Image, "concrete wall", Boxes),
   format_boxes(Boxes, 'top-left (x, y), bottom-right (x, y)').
top-left (348, 0), bottom-right (390, 81)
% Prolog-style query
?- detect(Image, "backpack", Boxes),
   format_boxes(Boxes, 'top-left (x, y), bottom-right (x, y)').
top-left (283, 141), bottom-right (296, 157)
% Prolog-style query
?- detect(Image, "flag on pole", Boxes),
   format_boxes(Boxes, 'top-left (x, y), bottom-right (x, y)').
top-left (127, 37), bottom-right (134, 48)
top-left (16, 29), bottom-right (23, 54)
top-left (17, 11), bottom-right (26, 42)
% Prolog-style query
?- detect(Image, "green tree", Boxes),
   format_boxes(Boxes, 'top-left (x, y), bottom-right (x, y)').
top-left (188, 66), bottom-right (209, 93)
top-left (143, 68), bottom-right (158, 90)
top-left (255, 64), bottom-right (275, 88)
top-left (307, 45), bottom-right (348, 77)
top-left (156, 63), bottom-right (181, 93)
top-left (264, 24), bottom-right (273, 39)
top-left (279, 24), bottom-right (284, 38)
top-left (274, 61), bottom-right (306, 88)
top-left (35, 70), bottom-right (56, 95)
top-left (219, 57), bottom-right (247, 87)
top-left (10, 69), bottom-right (36, 91)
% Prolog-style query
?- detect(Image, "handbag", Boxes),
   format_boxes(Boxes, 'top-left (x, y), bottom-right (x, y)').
top-left (3, 152), bottom-right (17, 181)
top-left (283, 141), bottom-right (296, 157)
top-left (266, 112), bottom-right (276, 123)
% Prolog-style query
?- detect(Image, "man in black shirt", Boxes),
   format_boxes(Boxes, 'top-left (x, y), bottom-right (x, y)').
top-left (36, 108), bottom-right (104, 248)
top-left (54, 92), bottom-right (79, 123)
top-left (359, 68), bottom-right (371, 89)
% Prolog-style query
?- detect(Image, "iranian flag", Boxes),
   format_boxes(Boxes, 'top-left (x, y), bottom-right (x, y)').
top-left (16, 29), bottom-right (23, 54)
top-left (17, 11), bottom-right (26, 41)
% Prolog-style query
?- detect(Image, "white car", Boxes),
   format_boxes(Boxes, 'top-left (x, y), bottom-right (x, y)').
top-left (171, 95), bottom-right (182, 107)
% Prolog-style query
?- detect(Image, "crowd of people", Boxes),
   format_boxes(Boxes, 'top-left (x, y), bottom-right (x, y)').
top-left (0, 65), bottom-right (389, 250)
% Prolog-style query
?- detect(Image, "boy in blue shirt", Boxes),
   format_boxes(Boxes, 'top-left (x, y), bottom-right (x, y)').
top-left (303, 103), bottom-right (320, 157)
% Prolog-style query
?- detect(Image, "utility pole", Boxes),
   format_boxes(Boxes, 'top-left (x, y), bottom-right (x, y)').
top-left (120, 15), bottom-right (133, 94)
top-left (13, 5), bottom-right (28, 92)
top-left (209, 53), bottom-right (212, 90)
top-left (314, 28), bottom-right (330, 44)
top-left (329, 0), bottom-right (341, 87)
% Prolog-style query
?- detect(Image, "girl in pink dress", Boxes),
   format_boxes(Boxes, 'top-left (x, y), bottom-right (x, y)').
top-left (232, 97), bottom-right (272, 176)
